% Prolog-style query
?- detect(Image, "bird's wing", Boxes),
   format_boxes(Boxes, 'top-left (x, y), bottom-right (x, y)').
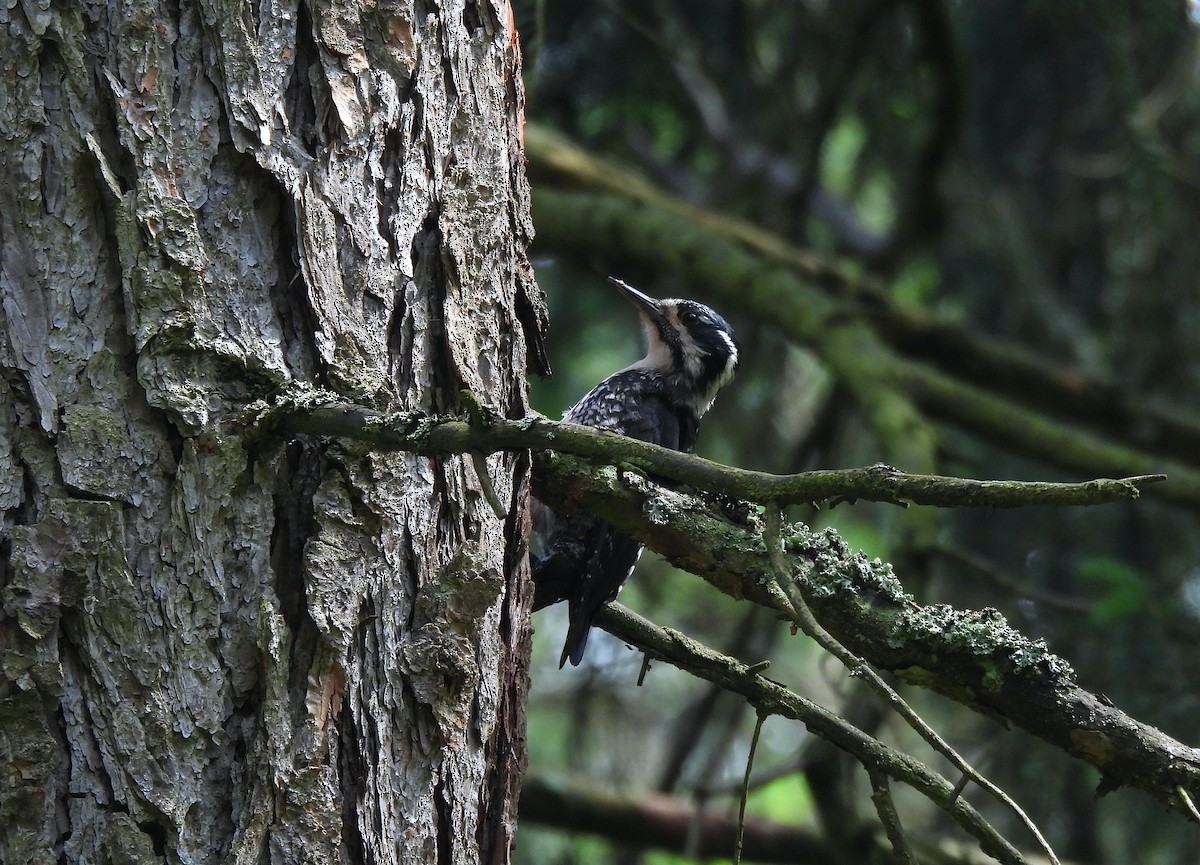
top-left (614, 392), bottom-right (698, 453)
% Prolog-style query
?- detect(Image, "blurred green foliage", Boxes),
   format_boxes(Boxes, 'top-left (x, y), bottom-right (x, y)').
top-left (1077, 556), bottom-right (1151, 624)
top-left (517, 1), bottom-right (1200, 862)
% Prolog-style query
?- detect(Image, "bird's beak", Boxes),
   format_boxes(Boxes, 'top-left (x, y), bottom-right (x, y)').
top-left (608, 277), bottom-right (663, 319)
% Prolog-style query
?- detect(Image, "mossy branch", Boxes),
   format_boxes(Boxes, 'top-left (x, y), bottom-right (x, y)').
top-left (530, 186), bottom-right (1200, 509)
top-left (263, 392), bottom-right (1198, 819)
top-left (534, 451), bottom-right (1200, 822)
top-left (271, 394), bottom-right (1162, 509)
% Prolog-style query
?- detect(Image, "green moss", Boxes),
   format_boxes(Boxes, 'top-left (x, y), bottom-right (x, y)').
top-left (785, 522), bottom-right (909, 603)
top-left (895, 603), bottom-right (1075, 688)
top-left (783, 518), bottom-right (1075, 689)
top-left (641, 495), bottom-right (671, 526)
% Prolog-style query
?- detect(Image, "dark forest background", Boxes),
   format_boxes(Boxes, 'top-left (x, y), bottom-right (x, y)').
top-left (512, 2), bottom-right (1200, 863)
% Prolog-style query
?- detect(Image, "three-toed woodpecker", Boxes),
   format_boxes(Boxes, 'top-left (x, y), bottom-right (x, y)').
top-left (532, 277), bottom-right (740, 667)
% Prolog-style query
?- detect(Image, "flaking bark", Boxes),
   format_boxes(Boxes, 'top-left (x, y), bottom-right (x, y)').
top-left (0, 0), bottom-right (538, 862)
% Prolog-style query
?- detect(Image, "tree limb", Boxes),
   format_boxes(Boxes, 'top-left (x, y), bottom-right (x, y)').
top-left (530, 187), bottom-right (1200, 510)
top-left (271, 395), bottom-right (1163, 509)
top-left (534, 451), bottom-right (1200, 822)
top-left (263, 394), bottom-right (1200, 821)
top-left (594, 604), bottom-right (1031, 865)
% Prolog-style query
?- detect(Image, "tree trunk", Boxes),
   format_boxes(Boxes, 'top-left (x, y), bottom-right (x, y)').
top-left (0, 0), bottom-right (540, 862)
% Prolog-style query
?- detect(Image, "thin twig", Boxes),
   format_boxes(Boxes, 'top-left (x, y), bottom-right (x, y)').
top-left (869, 769), bottom-right (919, 865)
top-left (733, 712), bottom-right (767, 865)
top-left (1177, 785), bottom-right (1200, 823)
top-left (949, 772), bottom-right (971, 806)
top-left (762, 505), bottom-right (1061, 865)
top-left (637, 652), bottom-right (653, 686)
top-left (595, 603), bottom-right (1032, 865)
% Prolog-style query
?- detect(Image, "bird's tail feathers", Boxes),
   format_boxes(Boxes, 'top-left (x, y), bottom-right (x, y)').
top-left (560, 617), bottom-right (591, 668)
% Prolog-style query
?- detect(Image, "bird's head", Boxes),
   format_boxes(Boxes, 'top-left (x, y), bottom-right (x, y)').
top-left (610, 277), bottom-right (740, 414)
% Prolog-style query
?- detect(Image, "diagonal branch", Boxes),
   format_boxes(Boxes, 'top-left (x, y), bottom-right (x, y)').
top-left (868, 770), bottom-right (919, 865)
top-left (525, 125), bottom-right (1200, 472)
top-left (761, 506), bottom-right (1059, 864)
top-left (534, 451), bottom-right (1200, 822)
top-left (530, 186), bottom-right (1200, 510)
top-left (594, 603), bottom-right (1031, 865)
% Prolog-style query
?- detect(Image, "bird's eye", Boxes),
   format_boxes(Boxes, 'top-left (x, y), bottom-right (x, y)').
top-left (679, 310), bottom-right (701, 324)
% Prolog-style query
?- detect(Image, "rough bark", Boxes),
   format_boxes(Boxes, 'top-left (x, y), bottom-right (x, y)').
top-left (0, 0), bottom-right (540, 863)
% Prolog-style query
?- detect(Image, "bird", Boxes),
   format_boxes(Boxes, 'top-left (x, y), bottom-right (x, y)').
top-left (531, 277), bottom-right (740, 667)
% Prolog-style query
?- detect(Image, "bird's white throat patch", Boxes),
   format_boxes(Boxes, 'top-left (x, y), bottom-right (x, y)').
top-left (620, 299), bottom-right (737, 416)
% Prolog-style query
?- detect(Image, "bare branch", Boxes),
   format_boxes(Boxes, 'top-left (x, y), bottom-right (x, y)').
top-left (266, 393), bottom-right (1163, 509)
top-left (595, 604), bottom-right (1032, 865)
top-left (869, 770), bottom-right (919, 865)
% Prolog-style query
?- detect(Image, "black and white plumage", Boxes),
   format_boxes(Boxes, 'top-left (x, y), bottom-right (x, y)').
top-left (532, 277), bottom-right (740, 667)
